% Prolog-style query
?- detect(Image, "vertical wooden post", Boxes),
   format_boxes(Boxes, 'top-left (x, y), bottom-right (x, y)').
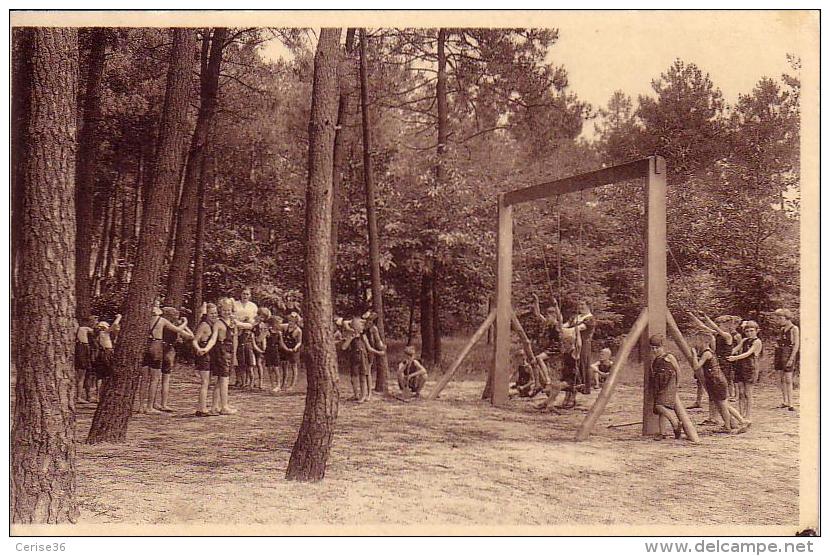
top-left (492, 194), bottom-right (512, 407)
top-left (642, 156), bottom-right (667, 435)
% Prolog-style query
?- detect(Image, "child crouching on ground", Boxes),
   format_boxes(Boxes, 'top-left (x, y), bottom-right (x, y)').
top-left (590, 347), bottom-right (614, 389)
top-left (397, 346), bottom-right (428, 399)
top-left (510, 353), bottom-right (535, 398)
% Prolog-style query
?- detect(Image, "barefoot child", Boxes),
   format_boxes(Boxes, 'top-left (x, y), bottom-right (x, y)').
top-left (251, 307), bottom-right (271, 390)
top-left (264, 315), bottom-right (284, 393)
top-left (773, 308), bottom-right (799, 412)
top-left (279, 312), bottom-right (303, 391)
top-left (648, 334), bottom-right (683, 440)
top-left (211, 298), bottom-right (240, 415)
top-left (141, 307), bottom-right (192, 414)
top-left (590, 347), bottom-right (614, 389)
top-left (689, 312), bottom-right (740, 401)
top-left (727, 321), bottom-right (763, 420)
top-left (192, 303), bottom-right (219, 417)
top-left (153, 307), bottom-right (194, 412)
top-left (340, 316), bottom-right (372, 402)
top-left (690, 334), bottom-right (749, 434)
top-left (397, 346), bottom-right (428, 398)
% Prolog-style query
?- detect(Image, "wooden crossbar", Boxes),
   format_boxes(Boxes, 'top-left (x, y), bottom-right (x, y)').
top-left (502, 158), bottom-right (651, 207)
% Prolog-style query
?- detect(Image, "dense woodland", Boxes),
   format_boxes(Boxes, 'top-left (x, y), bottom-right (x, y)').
top-left (11, 26), bottom-right (800, 520)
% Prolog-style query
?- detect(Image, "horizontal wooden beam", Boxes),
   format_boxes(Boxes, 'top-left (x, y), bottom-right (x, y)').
top-left (503, 157), bottom-right (652, 207)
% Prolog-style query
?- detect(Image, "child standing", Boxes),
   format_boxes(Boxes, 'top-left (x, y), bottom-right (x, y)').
top-left (727, 321), bottom-right (763, 420)
top-left (75, 317), bottom-right (96, 402)
top-left (397, 346), bottom-right (428, 398)
top-left (341, 316), bottom-right (371, 402)
top-left (192, 303), bottom-right (219, 417)
top-left (93, 314), bottom-right (122, 398)
top-left (263, 315), bottom-right (284, 393)
top-left (690, 335), bottom-right (749, 434)
top-left (773, 308), bottom-right (799, 412)
top-left (648, 334), bottom-right (683, 440)
top-left (154, 307), bottom-right (193, 412)
top-left (279, 312), bottom-right (303, 391)
top-left (590, 347), bottom-right (614, 389)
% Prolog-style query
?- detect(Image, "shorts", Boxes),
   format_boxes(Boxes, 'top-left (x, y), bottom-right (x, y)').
top-left (161, 343), bottom-right (176, 374)
top-left (282, 348), bottom-right (300, 365)
top-left (774, 346), bottom-right (795, 372)
top-left (399, 373), bottom-right (426, 394)
top-left (195, 352), bottom-right (211, 372)
top-left (143, 339), bottom-right (164, 370)
top-left (95, 348), bottom-right (114, 379)
top-left (211, 342), bottom-right (233, 378)
top-left (237, 336), bottom-right (256, 368)
top-left (264, 347), bottom-right (280, 367)
top-left (735, 361), bottom-right (757, 384)
top-left (704, 369), bottom-right (728, 402)
top-left (718, 358), bottom-right (735, 383)
top-left (75, 342), bottom-right (91, 370)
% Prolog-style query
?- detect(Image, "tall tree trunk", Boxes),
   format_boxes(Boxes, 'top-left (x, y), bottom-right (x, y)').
top-left (166, 28), bottom-right (227, 309)
top-left (432, 267), bottom-right (442, 367)
top-left (94, 193), bottom-right (115, 296)
top-left (191, 151), bottom-right (211, 319)
top-left (87, 29), bottom-right (197, 444)
top-left (74, 28), bottom-right (107, 320)
top-left (11, 27), bottom-right (80, 524)
top-left (406, 293), bottom-right (417, 346)
top-left (104, 174), bottom-right (122, 281)
top-left (286, 27), bottom-right (342, 483)
top-left (358, 29), bottom-right (391, 393)
top-left (432, 28), bottom-right (449, 368)
top-left (419, 271), bottom-right (435, 365)
top-left (11, 29), bottom-right (33, 321)
top-left (330, 28), bottom-right (356, 282)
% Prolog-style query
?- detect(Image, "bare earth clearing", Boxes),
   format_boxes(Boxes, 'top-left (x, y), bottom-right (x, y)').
top-left (72, 351), bottom-right (799, 530)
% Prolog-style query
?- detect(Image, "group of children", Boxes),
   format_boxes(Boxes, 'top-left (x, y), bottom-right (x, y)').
top-left (334, 311), bottom-right (428, 402)
top-left (74, 313), bottom-right (122, 403)
top-left (509, 295), bottom-right (800, 440)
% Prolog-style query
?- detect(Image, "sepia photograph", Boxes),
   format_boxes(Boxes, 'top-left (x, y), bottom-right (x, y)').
top-left (7, 9), bottom-right (820, 537)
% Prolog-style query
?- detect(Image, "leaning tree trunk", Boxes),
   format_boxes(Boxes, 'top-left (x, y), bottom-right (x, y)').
top-left (11, 27), bottom-right (80, 524)
top-left (286, 27), bottom-right (342, 483)
top-left (87, 28), bottom-right (197, 444)
top-left (358, 28), bottom-right (391, 393)
top-left (75, 28), bottom-right (108, 321)
top-left (166, 27), bottom-right (227, 309)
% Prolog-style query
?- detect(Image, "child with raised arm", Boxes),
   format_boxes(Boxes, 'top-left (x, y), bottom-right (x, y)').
top-left (531, 293), bottom-right (562, 391)
top-left (689, 311), bottom-right (740, 401)
top-left (154, 307), bottom-right (194, 412)
top-left (141, 306), bottom-right (192, 414)
top-left (648, 334), bottom-right (683, 440)
top-left (75, 316), bottom-right (96, 402)
top-left (590, 347), bottom-right (614, 389)
top-left (727, 321), bottom-right (763, 420)
top-left (690, 334), bottom-right (749, 434)
top-left (397, 345), bottom-right (428, 399)
top-left (93, 314), bottom-right (122, 397)
top-left (773, 308), bottom-right (799, 411)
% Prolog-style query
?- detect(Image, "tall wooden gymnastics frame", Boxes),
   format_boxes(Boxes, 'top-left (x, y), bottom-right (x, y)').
top-left (426, 156), bottom-right (699, 441)
top-left (491, 155), bottom-right (695, 440)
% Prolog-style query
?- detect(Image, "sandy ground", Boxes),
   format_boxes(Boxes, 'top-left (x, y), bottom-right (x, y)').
top-left (71, 361), bottom-right (799, 529)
